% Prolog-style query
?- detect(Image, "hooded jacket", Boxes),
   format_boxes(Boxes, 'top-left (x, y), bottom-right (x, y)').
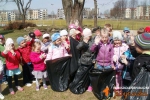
top-left (90, 41), bottom-right (114, 66)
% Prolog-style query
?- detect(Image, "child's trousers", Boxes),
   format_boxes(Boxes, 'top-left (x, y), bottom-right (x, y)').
top-left (115, 71), bottom-right (122, 91)
top-left (8, 75), bottom-right (19, 88)
top-left (22, 63), bottom-right (35, 84)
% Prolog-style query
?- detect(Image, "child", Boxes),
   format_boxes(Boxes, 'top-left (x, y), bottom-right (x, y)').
top-left (76, 28), bottom-right (93, 92)
top-left (137, 27), bottom-right (144, 34)
top-left (90, 28), bottom-right (114, 71)
top-left (112, 31), bottom-right (129, 94)
top-left (30, 41), bottom-right (47, 91)
top-left (34, 29), bottom-right (42, 39)
top-left (0, 60), bottom-right (4, 99)
top-left (17, 36), bottom-right (35, 86)
top-left (46, 33), bottom-right (69, 60)
top-left (0, 35), bottom-right (7, 84)
top-left (41, 33), bottom-right (51, 53)
top-left (1, 38), bottom-right (23, 94)
top-left (60, 30), bottom-right (70, 53)
top-left (92, 26), bottom-right (101, 36)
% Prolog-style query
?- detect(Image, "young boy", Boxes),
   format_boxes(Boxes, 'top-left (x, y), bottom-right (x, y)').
top-left (121, 33), bottom-right (150, 81)
top-left (17, 36), bottom-right (35, 86)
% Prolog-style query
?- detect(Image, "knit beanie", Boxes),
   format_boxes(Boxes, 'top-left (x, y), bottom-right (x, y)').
top-left (17, 37), bottom-right (25, 45)
top-left (113, 31), bottom-right (123, 40)
top-left (60, 30), bottom-right (68, 36)
top-left (34, 29), bottom-right (42, 36)
top-left (69, 29), bottom-right (76, 36)
top-left (134, 33), bottom-right (150, 50)
top-left (29, 32), bottom-right (35, 39)
top-left (82, 28), bottom-right (92, 37)
top-left (144, 26), bottom-right (150, 33)
top-left (43, 33), bottom-right (50, 39)
top-left (123, 27), bottom-right (130, 33)
top-left (51, 33), bottom-right (60, 42)
top-left (5, 38), bottom-right (14, 47)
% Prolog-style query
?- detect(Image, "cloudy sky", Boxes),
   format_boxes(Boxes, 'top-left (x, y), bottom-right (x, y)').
top-left (0, 0), bottom-right (148, 14)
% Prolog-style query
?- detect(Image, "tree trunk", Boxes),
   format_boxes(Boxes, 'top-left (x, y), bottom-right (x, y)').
top-left (62, 0), bottom-right (85, 26)
top-left (94, 0), bottom-right (97, 27)
top-left (22, 14), bottom-right (26, 24)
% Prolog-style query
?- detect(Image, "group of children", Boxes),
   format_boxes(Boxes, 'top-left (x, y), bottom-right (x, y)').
top-left (0, 23), bottom-right (149, 99)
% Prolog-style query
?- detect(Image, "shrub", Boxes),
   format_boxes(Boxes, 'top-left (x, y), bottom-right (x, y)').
top-left (3, 22), bottom-right (36, 30)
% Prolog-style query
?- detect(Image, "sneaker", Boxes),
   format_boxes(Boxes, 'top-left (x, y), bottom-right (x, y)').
top-left (87, 86), bottom-right (93, 92)
top-left (16, 86), bottom-right (24, 91)
top-left (32, 80), bottom-right (36, 83)
top-left (3, 81), bottom-right (8, 85)
top-left (9, 88), bottom-right (15, 95)
top-left (25, 83), bottom-right (32, 87)
top-left (0, 93), bottom-right (4, 99)
top-left (36, 86), bottom-right (39, 91)
top-left (43, 85), bottom-right (47, 89)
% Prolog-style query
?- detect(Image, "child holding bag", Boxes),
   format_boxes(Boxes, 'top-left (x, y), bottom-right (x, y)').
top-left (30, 41), bottom-right (47, 91)
top-left (1, 38), bottom-right (23, 95)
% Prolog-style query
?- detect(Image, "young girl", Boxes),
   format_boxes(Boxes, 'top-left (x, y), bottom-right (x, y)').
top-left (90, 28), bottom-right (114, 71)
top-left (60, 30), bottom-right (70, 53)
top-left (30, 41), bottom-right (47, 91)
top-left (112, 31), bottom-right (129, 94)
top-left (0, 59), bottom-right (4, 99)
top-left (46, 33), bottom-right (69, 60)
top-left (1, 38), bottom-right (23, 95)
top-left (42, 33), bottom-right (51, 53)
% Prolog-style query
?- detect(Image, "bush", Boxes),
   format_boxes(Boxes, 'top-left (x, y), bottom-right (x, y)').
top-left (3, 22), bottom-right (36, 30)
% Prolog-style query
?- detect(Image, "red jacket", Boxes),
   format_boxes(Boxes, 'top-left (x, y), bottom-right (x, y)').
top-left (18, 39), bottom-right (34, 64)
top-left (1, 50), bottom-right (21, 70)
top-left (30, 51), bottom-right (46, 71)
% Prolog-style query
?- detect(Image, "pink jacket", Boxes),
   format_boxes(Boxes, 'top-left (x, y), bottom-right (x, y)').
top-left (46, 43), bottom-right (69, 60)
top-left (113, 43), bottom-right (129, 70)
top-left (30, 51), bottom-right (46, 71)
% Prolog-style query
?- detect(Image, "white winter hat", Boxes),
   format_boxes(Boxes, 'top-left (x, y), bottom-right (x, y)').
top-left (82, 28), bottom-right (92, 37)
top-left (43, 33), bottom-right (50, 39)
top-left (60, 30), bottom-right (68, 36)
top-left (5, 38), bottom-right (14, 46)
top-left (69, 29), bottom-right (76, 36)
top-left (113, 31), bottom-right (123, 40)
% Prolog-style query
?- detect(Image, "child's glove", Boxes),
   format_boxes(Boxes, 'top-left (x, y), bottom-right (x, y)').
top-left (94, 36), bottom-right (101, 45)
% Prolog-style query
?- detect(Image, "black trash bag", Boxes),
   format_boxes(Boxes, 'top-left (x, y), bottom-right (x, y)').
top-left (69, 64), bottom-right (92, 94)
top-left (89, 68), bottom-right (116, 100)
top-left (46, 56), bottom-right (71, 92)
top-left (69, 36), bottom-right (80, 76)
top-left (121, 62), bottom-right (150, 100)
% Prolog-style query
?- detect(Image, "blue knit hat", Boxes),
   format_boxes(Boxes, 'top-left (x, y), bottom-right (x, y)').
top-left (16, 37), bottom-right (25, 45)
top-left (123, 27), bottom-right (130, 33)
top-left (51, 33), bottom-right (60, 42)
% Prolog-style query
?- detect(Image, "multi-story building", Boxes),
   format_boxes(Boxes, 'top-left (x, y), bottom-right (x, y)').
top-left (0, 10), bottom-right (16, 21)
top-left (57, 9), bottom-right (65, 19)
top-left (125, 8), bottom-right (136, 19)
top-left (27, 9), bottom-right (48, 20)
top-left (83, 8), bottom-right (100, 18)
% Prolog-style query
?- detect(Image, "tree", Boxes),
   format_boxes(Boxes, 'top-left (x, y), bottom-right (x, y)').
top-left (129, 0), bottom-right (138, 19)
top-left (14, 0), bottom-right (32, 24)
top-left (94, 0), bottom-right (97, 27)
top-left (62, 0), bottom-right (85, 26)
top-left (142, 0), bottom-right (147, 20)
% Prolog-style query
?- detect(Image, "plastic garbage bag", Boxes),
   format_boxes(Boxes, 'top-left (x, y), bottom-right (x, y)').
top-left (121, 61), bottom-right (150, 100)
top-left (69, 37), bottom-right (80, 76)
top-left (89, 68), bottom-right (116, 100)
top-left (46, 56), bottom-right (71, 92)
top-left (69, 64), bottom-right (93, 94)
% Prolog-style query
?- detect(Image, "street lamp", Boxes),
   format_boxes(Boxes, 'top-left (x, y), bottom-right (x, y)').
top-left (51, 4), bottom-right (54, 25)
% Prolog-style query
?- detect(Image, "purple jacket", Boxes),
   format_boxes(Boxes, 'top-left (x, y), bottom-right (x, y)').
top-left (90, 42), bottom-right (114, 66)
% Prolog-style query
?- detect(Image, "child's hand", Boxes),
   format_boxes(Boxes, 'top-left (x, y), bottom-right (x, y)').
top-left (95, 36), bottom-right (101, 45)
top-left (113, 55), bottom-right (118, 62)
top-left (40, 53), bottom-right (46, 59)
top-left (120, 55), bottom-right (128, 65)
top-left (111, 66), bottom-right (116, 70)
top-left (10, 49), bottom-right (16, 56)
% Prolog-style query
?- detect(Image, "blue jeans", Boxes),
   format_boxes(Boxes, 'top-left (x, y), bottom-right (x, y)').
top-left (97, 64), bottom-right (112, 71)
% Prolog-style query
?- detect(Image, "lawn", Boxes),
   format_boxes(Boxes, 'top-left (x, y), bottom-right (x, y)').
top-left (0, 29), bottom-right (122, 100)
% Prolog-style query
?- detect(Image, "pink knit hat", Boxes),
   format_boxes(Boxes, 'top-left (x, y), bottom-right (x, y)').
top-left (34, 29), bottom-right (42, 36)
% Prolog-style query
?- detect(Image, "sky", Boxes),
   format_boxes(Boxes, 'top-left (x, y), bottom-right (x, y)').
top-left (0, 0), bottom-right (147, 14)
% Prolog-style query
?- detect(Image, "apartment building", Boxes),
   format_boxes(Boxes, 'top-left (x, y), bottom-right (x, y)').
top-left (57, 8), bottom-right (65, 19)
top-left (0, 10), bottom-right (16, 21)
